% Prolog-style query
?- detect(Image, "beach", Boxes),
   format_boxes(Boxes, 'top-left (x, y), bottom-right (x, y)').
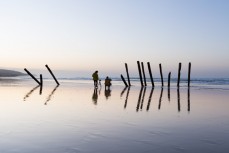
top-left (0, 78), bottom-right (229, 153)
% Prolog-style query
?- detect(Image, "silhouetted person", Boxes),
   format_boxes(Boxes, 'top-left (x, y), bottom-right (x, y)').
top-left (104, 76), bottom-right (112, 90)
top-left (104, 88), bottom-right (111, 100)
top-left (92, 88), bottom-right (98, 105)
top-left (92, 70), bottom-right (99, 88)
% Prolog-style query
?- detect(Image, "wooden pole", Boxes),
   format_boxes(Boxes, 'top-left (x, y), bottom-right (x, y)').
top-left (121, 74), bottom-right (128, 87)
top-left (147, 62), bottom-right (154, 87)
top-left (188, 62), bottom-right (191, 87)
top-left (159, 63), bottom-right (164, 86)
top-left (40, 74), bottom-right (43, 95)
top-left (45, 64), bottom-right (60, 85)
top-left (141, 62), bottom-right (147, 86)
top-left (24, 68), bottom-right (41, 85)
top-left (125, 63), bottom-right (131, 86)
top-left (137, 61), bottom-right (144, 86)
top-left (177, 63), bottom-right (182, 87)
top-left (168, 72), bottom-right (171, 87)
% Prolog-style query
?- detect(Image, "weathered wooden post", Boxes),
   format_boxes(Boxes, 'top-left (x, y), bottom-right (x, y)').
top-left (137, 61), bottom-right (144, 86)
top-left (40, 74), bottom-right (43, 95)
top-left (177, 63), bottom-right (182, 87)
top-left (125, 63), bottom-right (131, 86)
top-left (45, 64), bottom-right (60, 85)
top-left (159, 63), bottom-right (164, 86)
top-left (24, 68), bottom-right (41, 85)
top-left (121, 74), bottom-right (128, 87)
top-left (188, 62), bottom-right (191, 87)
top-left (141, 62), bottom-right (147, 86)
top-left (147, 62), bottom-right (154, 87)
top-left (168, 72), bottom-right (171, 87)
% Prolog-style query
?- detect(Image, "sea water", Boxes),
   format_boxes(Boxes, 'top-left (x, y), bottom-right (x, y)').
top-left (0, 78), bottom-right (229, 153)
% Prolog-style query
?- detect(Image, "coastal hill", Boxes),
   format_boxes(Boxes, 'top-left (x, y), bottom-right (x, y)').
top-left (0, 69), bottom-right (26, 77)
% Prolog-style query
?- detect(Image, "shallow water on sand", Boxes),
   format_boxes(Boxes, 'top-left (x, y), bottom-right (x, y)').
top-left (0, 80), bottom-right (229, 153)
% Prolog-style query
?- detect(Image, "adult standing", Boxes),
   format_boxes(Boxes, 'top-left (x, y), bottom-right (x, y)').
top-left (92, 70), bottom-right (99, 88)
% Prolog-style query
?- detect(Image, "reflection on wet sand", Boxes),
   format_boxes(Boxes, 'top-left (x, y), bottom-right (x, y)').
top-left (140, 87), bottom-right (147, 110)
top-left (104, 88), bottom-right (111, 100)
top-left (177, 88), bottom-right (180, 112)
top-left (92, 88), bottom-right (98, 105)
top-left (44, 85), bottom-right (59, 105)
top-left (158, 87), bottom-right (164, 110)
top-left (188, 87), bottom-right (190, 112)
top-left (23, 85), bottom-right (39, 101)
top-left (120, 86), bottom-right (191, 112)
top-left (124, 87), bottom-right (130, 109)
top-left (146, 88), bottom-right (154, 111)
top-left (136, 87), bottom-right (144, 112)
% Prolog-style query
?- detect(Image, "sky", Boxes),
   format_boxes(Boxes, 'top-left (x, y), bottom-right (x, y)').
top-left (0, 0), bottom-right (229, 78)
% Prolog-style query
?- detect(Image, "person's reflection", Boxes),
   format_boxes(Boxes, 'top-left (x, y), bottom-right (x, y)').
top-left (188, 87), bottom-right (190, 112)
top-left (146, 87), bottom-right (154, 111)
top-left (44, 85), bottom-right (59, 105)
top-left (124, 87), bottom-right (130, 109)
top-left (23, 85), bottom-right (39, 101)
top-left (104, 88), bottom-right (111, 100)
top-left (158, 87), bottom-right (164, 110)
top-left (92, 88), bottom-right (98, 105)
top-left (177, 87), bottom-right (181, 112)
top-left (136, 87), bottom-right (144, 112)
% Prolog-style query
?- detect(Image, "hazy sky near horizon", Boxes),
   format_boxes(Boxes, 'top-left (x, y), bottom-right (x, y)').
top-left (0, 0), bottom-right (229, 78)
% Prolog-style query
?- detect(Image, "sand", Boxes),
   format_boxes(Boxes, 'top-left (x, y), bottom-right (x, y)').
top-left (0, 79), bottom-right (229, 153)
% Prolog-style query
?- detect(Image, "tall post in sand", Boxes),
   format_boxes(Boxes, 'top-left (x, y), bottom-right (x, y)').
top-left (45, 64), bottom-right (60, 85)
top-left (147, 62), bottom-right (154, 87)
top-left (137, 61), bottom-right (144, 86)
top-left (159, 63), bottom-right (164, 87)
top-left (177, 63), bottom-right (182, 87)
top-left (24, 68), bottom-right (41, 85)
top-left (40, 74), bottom-right (43, 95)
top-left (188, 62), bottom-right (191, 87)
top-left (141, 62), bottom-right (147, 86)
top-left (168, 72), bottom-right (171, 87)
top-left (125, 63), bottom-right (131, 86)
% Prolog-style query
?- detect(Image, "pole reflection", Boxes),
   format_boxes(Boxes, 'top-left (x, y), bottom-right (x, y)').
top-left (146, 87), bottom-right (154, 111)
top-left (177, 87), bottom-right (180, 112)
top-left (188, 87), bottom-right (190, 112)
top-left (136, 87), bottom-right (144, 112)
top-left (158, 87), bottom-right (164, 110)
top-left (140, 87), bottom-right (147, 110)
top-left (44, 85), bottom-right (59, 105)
top-left (124, 87), bottom-right (130, 109)
top-left (23, 85), bottom-right (39, 101)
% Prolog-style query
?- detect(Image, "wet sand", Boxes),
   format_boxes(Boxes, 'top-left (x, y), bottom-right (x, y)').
top-left (0, 80), bottom-right (229, 153)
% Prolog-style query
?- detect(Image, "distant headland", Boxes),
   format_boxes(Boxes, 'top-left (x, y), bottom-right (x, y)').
top-left (0, 69), bottom-right (26, 77)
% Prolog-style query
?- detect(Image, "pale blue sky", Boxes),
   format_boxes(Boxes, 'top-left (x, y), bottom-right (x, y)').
top-left (0, 0), bottom-right (228, 78)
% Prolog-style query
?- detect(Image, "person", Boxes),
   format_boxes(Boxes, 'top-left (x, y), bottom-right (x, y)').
top-left (92, 70), bottom-right (99, 88)
top-left (104, 76), bottom-right (112, 90)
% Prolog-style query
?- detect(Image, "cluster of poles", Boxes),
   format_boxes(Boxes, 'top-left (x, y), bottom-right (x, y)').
top-left (24, 65), bottom-right (60, 93)
top-left (121, 61), bottom-right (191, 87)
